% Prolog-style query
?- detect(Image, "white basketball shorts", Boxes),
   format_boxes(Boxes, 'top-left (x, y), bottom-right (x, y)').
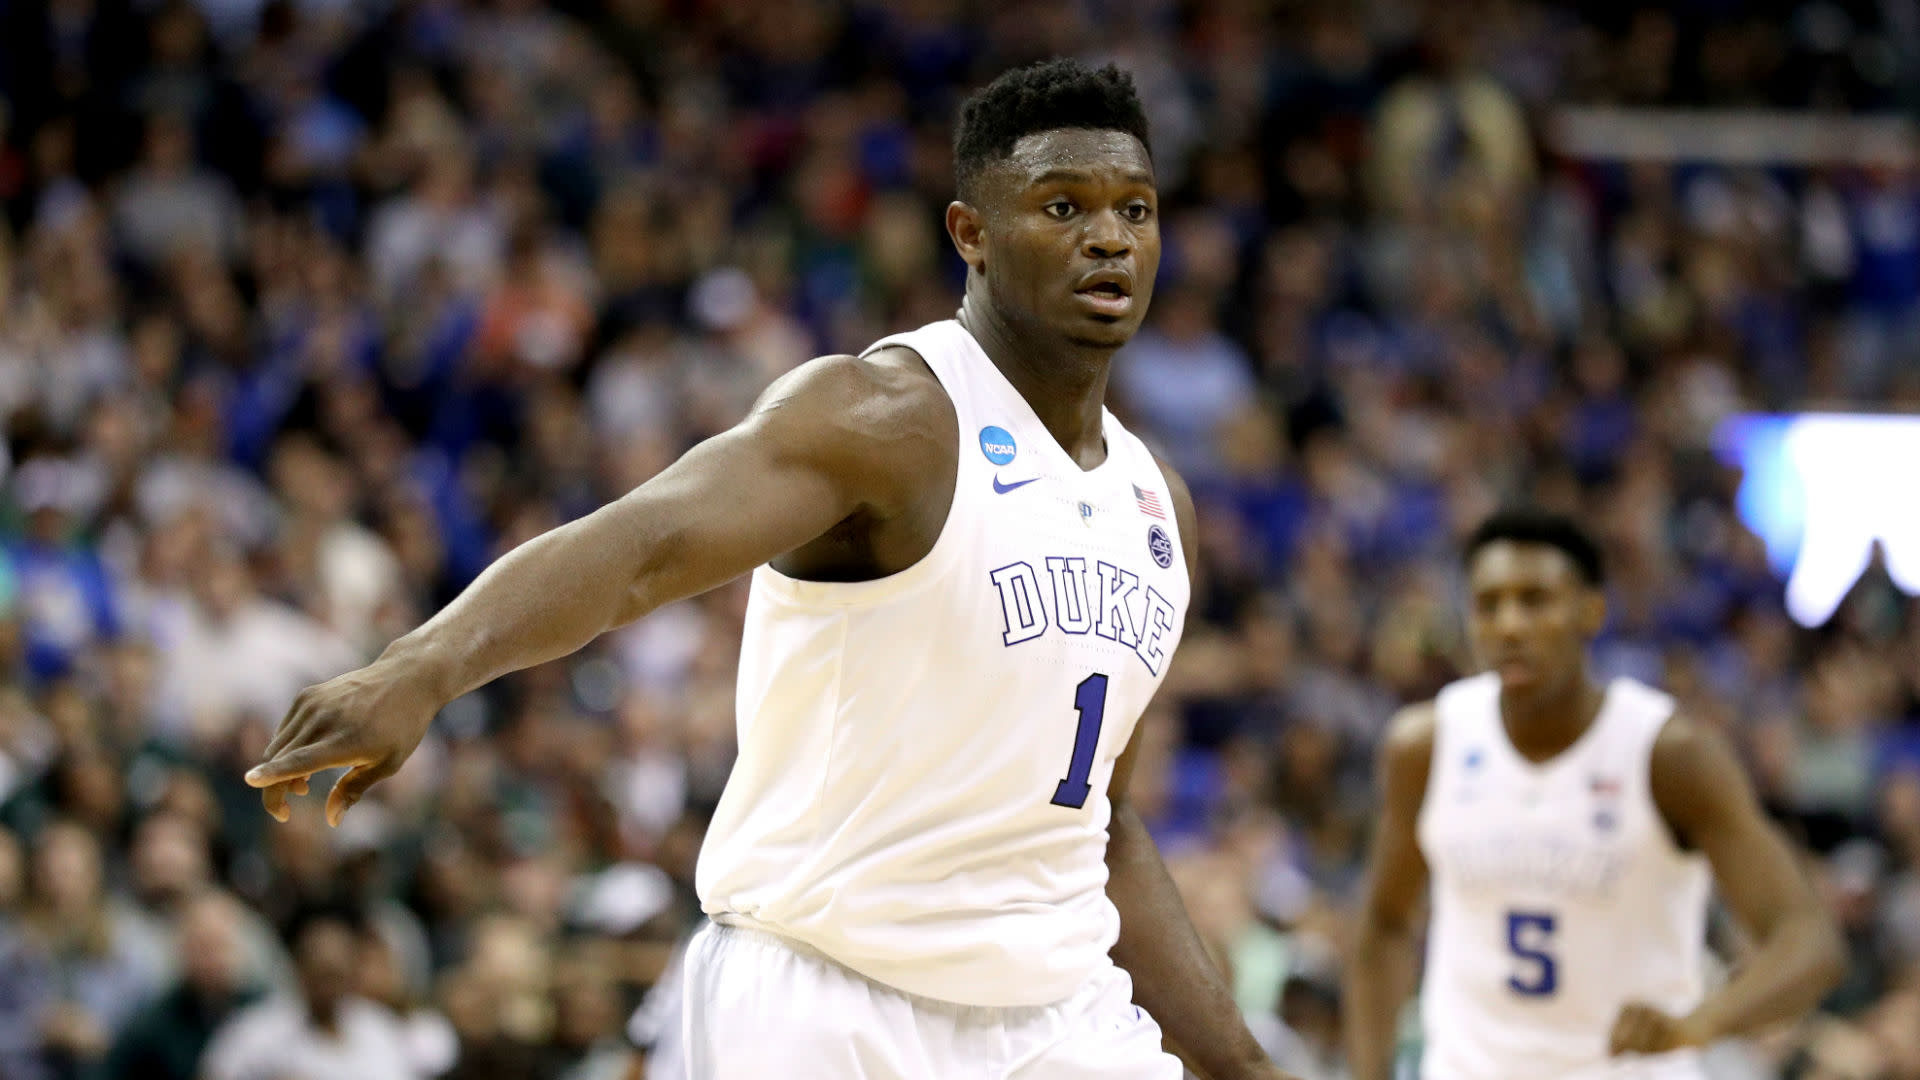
top-left (681, 920), bottom-right (1184, 1080)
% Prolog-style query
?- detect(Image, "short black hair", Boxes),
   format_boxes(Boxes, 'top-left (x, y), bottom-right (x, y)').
top-left (282, 897), bottom-right (365, 949)
top-left (953, 59), bottom-right (1151, 201)
top-left (1464, 508), bottom-right (1605, 587)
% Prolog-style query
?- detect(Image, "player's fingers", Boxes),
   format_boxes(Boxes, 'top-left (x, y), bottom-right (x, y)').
top-left (1619, 1006), bottom-right (1665, 1055)
top-left (260, 780), bottom-right (293, 824)
top-left (1629, 1012), bottom-right (1661, 1053)
top-left (246, 740), bottom-right (353, 789)
top-left (326, 759), bottom-right (398, 829)
top-left (259, 775), bottom-right (314, 823)
top-left (1609, 1006), bottom-right (1647, 1055)
top-left (1607, 1018), bottom-right (1629, 1056)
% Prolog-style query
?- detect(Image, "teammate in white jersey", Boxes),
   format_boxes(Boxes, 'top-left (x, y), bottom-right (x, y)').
top-left (1345, 510), bottom-right (1844, 1080)
top-left (243, 60), bottom-right (1292, 1080)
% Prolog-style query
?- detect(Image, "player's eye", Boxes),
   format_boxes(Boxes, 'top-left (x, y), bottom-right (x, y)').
top-left (1045, 200), bottom-right (1074, 219)
top-left (1124, 202), bottom-right (1152, 222)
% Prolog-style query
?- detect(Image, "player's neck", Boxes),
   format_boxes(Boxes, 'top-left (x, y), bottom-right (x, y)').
top-left (1499, 675), bottom-right (1607, 763)
top-left (957, 299), bottom-right (1111, 470)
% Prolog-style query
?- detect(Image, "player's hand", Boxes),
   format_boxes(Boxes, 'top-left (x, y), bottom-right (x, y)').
top-left (1608, 1001), bottom-right (1709, 1056)
top-left (245, 655), bottom-right (442, 826)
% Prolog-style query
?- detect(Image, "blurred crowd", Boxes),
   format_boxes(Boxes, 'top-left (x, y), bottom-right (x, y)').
top-left (3, 0), bottom-right (1920, 1078)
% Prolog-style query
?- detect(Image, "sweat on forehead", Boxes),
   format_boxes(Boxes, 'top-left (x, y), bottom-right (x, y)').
top-left (1002, 129), bottom-right (1156, 183)
top-left (959, 129), bottom-right (1156, 210)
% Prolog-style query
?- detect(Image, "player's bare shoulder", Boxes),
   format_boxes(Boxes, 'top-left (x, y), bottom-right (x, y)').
top-left (748, 347), bottom-right (959, 579)
top-left (751, 347), bottom-right (952, 449)
top-left (1647, 710), bottom-right (1719, 768)
top-left (1379, 701), bottom-right (1439, 807)
top-left (1647, 713), bottom-right (1739, 801)
top-left (1383, 702), bottom-right (1438, 767)
top-left (747, 347), bottom-right (957, 510)
top-left (1646, 711), bottom-right (1752, 845)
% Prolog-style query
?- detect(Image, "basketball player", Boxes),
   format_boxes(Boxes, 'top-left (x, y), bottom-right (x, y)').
top-left (1345, 510), bottom-right (1845, 1080)
top-left (245, 61), bottom-right (1292, 1080)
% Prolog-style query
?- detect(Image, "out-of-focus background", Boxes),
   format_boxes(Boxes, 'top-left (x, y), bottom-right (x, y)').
top-left (2, 1), bottom-right (1919, 1078)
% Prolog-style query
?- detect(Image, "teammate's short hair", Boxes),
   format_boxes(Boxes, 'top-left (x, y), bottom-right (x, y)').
top-left (1464, 508), bottom-right (1605, 587)
top-left (953, 59), bottom-right (1151, 202)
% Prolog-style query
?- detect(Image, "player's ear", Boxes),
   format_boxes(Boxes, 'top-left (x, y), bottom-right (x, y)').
top-left (946, 200), bottom-right (986, 274)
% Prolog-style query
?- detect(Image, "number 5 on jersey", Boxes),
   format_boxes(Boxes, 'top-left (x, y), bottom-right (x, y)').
top-left (1506, 910), bottom-right (1557, 997)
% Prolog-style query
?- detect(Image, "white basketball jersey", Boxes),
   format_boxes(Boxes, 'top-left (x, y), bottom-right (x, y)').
top-left (1417, 674), bottom-right (1713, 1080)
top-left (696, 319), bottom-right (1191, 1008)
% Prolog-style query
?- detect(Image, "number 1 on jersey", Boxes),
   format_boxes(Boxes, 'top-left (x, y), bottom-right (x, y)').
top-left (1051, 673), bottom-right (1110, 809)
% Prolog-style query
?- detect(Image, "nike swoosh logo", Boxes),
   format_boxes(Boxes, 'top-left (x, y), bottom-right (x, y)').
top-left (992, 475), bottom-right (1039, 494)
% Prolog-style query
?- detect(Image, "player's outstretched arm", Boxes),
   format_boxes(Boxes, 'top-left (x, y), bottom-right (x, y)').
top-left (1342, 703), bottom-right (1435, 1080)
top-left (246, 349), bottom-right (952, 826)
top-left (1104, 460), bottom-right (1297, 1080)
top-left (1610, 717), bottom-right (1846, 1056)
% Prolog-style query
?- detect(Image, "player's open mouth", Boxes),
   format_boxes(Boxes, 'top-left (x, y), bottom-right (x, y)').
top-left (1073, 272), bottom-right (1133, 317)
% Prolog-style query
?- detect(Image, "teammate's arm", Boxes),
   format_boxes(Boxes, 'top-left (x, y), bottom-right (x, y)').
top-left (1343, 704), bottom-right (1436, 1080)
top-left (1610, 717), bottom-right (1845, 1055)
top-left (1104, 460), bottom-right (1296, 1080)
top-left (246, 350), bottom-right (953, 825)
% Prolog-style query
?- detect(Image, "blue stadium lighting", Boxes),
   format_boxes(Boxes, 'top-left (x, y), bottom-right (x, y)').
top-left (1716, 413), bottom-right (1920, 626)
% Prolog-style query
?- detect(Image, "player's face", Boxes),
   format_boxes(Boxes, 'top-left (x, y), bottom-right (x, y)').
top-left (1465, 541), bottom-right (1605, 697)
top-left (973, 129), bottom-right (1159, 350)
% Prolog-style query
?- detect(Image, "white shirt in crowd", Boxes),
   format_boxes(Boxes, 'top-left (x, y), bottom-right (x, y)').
top-left (201, 995), bottom-right (421, 1080)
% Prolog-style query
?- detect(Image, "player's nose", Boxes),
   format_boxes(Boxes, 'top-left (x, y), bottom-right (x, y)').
top-left (1490, 598), bottom-right (1530, 639)
top-left (1082, 212), bottom-right (1132, 261)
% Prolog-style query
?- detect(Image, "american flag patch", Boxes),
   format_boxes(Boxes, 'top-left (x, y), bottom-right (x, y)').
top-left (1133, 484), bottom-right (1166, 520)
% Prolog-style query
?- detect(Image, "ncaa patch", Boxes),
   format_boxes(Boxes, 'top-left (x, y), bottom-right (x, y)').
top-left (1147, 524), bottom-right (1174, 569)
top-left (979, 426), bottom-right (1017, 465)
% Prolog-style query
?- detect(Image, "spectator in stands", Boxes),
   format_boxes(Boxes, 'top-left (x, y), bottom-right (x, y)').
top-left (98, 889), bottom-right (265, 1080)
top-left (0, 821), bottom-right (164, 1080)
top-left (6, 460), bottom-right (119, 682)
top-left (201, 902), bottom-right (419, 1080)
top-left (111, 112), bottom-right (244, 270)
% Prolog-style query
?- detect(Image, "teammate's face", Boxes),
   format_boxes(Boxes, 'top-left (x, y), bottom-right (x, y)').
top-left (1465, 541), bottom-right (1605, 697)
top-left (951, 129), bottom-right (1159, 350)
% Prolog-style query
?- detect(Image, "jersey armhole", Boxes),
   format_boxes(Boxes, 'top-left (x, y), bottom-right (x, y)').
top-left (752, 342), bottom-right (967, 609)
top-left (1411, 702), bottom-right (1446, 838)
top-left (1144, 448), bottom-right (1190, 579)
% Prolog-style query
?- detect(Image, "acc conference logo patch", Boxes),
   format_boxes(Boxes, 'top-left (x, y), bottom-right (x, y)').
top-left (979, 426), bottom-right (1017, 465)
top-left (1148, 524), bottom-right (1174, 569)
